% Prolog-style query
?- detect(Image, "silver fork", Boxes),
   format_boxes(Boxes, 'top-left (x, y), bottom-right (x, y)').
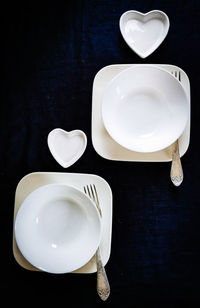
top-left (170, 70), bottom-right (184, 186)
top-left (84, 184), bottom-right (110, 301)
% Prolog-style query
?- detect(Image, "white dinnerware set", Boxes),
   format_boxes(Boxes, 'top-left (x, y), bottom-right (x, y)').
top-left (13, 10), bottom-right (190, 301)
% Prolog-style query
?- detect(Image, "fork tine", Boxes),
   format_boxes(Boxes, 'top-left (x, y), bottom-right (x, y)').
top-left (84, 184), bottom-right (102, 217)
top-left (93, 185), bottom-right (100, 207)
top-left (92, 184), bottom-right (102, 217)
top-left (90, 184), bottom-right (96, 202)
top-left (86, 185), bottom-right (91, 198)
top-left (171, 70), bottom-right (181, 83)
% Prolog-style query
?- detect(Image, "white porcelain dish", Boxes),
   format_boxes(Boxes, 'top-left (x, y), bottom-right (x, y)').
top-left (92, 64), bottom-right (190, 162)
top-left (101, 65), bottom-right (189, 153)
top-left (119, 10), bottom-right (169, 58)
top-left (13, 172), bottom-right (112, 274)
top-left (14, 183), bottom-right (102, 274)
top-left (47, 128), bottom-right (87, 168)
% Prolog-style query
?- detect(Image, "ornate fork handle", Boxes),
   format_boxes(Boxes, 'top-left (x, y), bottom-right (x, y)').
top-left (170, 140), bottom-right (183, 186)
top-left (96, 248), bottom-right (110, 301)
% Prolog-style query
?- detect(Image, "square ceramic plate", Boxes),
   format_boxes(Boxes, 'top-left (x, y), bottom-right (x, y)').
top-left (92, 64), bottom-right (190, 162)
top-left (12, 172), bottom-right (112, 274)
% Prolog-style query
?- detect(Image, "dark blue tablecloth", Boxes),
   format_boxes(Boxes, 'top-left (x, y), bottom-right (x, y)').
top-left (2, 1), bottom-right (200, 307)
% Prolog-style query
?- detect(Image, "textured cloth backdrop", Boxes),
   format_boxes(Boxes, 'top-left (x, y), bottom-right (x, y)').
top-left (2, 1), bottom-right (200, 307)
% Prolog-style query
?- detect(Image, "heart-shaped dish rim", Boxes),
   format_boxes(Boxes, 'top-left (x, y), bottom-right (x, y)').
top-left (119, 10), bottom-right (170, 58)
top-left (47, 128), bottom-right (87, 168)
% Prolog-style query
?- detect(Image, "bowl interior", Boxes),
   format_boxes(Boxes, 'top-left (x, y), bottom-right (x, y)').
top-left (120, 10), bottom-right (169, 58)
top-left (15, 184), bottom-right (101, 273)
top-left (102, 65), bottom-right (189, 153)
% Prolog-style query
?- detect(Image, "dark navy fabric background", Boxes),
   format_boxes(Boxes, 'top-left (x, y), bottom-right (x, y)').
top-left (2, 1), bottom-right (200, 307)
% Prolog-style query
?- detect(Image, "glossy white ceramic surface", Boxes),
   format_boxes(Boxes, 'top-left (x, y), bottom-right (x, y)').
top-left (13, 172), bottom-right (112, 274)
top-left (101, 65), bottom-right (189, 153)
top-left (92, 64), bottom-right (190, 162)
top-left (14, 184), bottom-right (102, 274)
top-left (47, 128), bottom-right (87, 168)
top-left (120, 10), bottom-right (169, 58)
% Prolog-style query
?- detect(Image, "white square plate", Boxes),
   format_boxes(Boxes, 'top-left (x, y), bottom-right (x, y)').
top-left (12, 172), bottom-right (112, 274)
top-left (92, 64), bottom-right (190, 162)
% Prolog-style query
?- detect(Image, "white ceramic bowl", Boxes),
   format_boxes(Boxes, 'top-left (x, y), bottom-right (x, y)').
top-left (14, 184), bottom-right (102, 274)
top-left (47, 128), bottom-right (87, 168)
top-left (119, 10), bottom-right (169, 58)
top-left (102, 65), bottom-right (189, 153)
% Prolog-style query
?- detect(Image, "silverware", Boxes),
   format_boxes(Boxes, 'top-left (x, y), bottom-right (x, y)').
top-left (84, 184), bottom-right (110, 301)
top-left (170, 139), bottom-right (183, 186)
top-left (170, 70), bottom-right (184, 186)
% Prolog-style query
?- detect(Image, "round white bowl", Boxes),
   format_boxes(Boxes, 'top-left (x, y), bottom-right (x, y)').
top-left (102, 65), bottom-right (189, 153)
top-left (14, 184), bottom-right (102, 274)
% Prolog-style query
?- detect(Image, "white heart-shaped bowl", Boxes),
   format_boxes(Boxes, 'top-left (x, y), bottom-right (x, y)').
top-left (14, 184), bottom-right (102, 274)
top-left (119, 10), bottom-right (169, 58)
top-left (101, 65), bottom-right (189, 153)
top-left (47, 128), bottom-right (87, 168)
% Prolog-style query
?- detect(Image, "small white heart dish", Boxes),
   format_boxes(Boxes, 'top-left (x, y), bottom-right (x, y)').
top-left (14, 184), bottom-right (102, 274)
top-left (101, 65), bottom-right (189, 153)
top-left (47, 128), bottom-right (87, 168)
top-left (119, 10), bottom-right (169, 58)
